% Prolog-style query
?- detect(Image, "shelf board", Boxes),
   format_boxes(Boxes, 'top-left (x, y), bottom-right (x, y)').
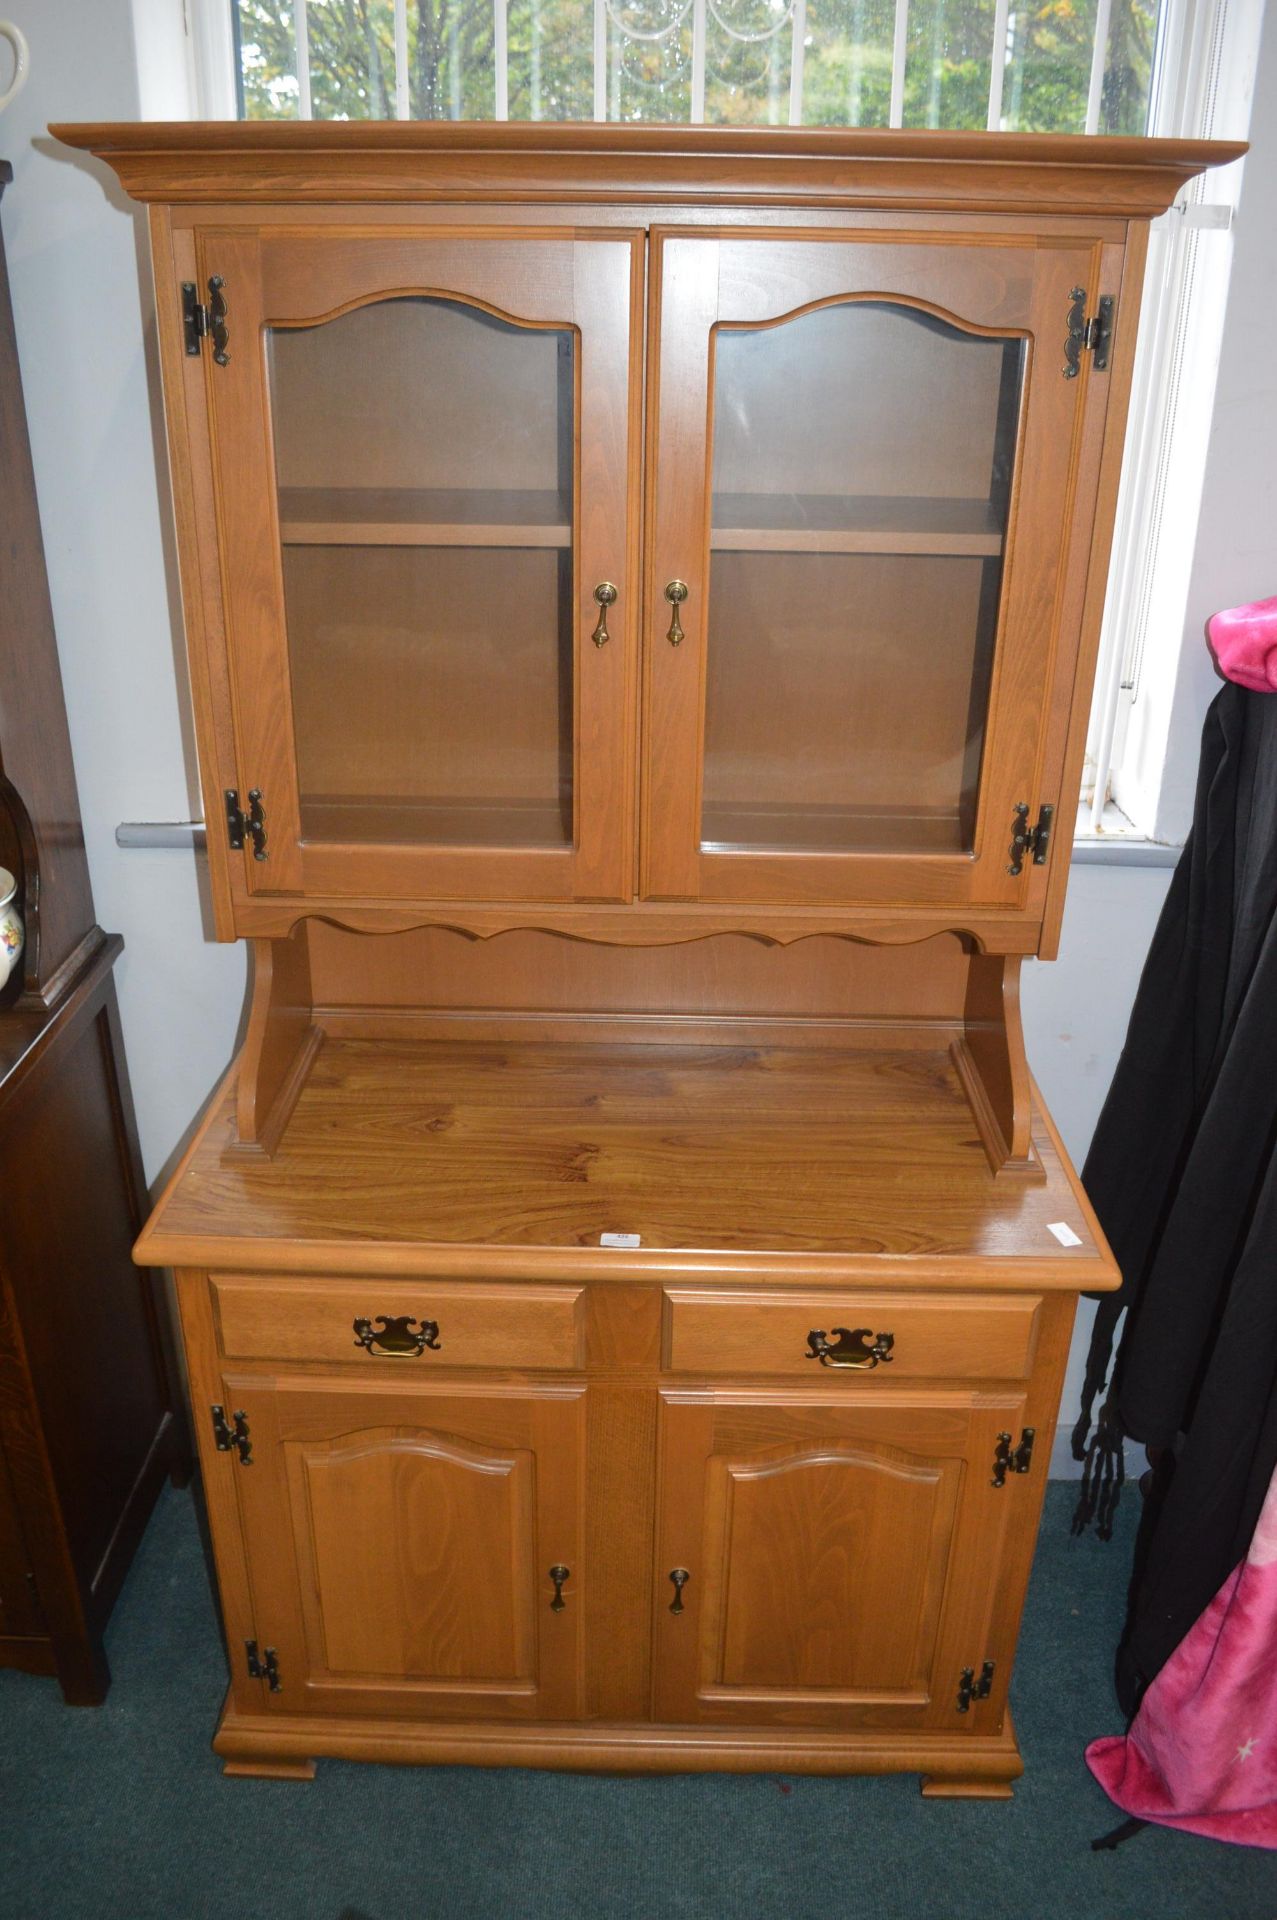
top-left (710, 493), bottom-right (1004, 557)
top-left (700, 802), bottom-right (969, 857)
top-left (140, 1036), bottom-right (1106, 1268)
top-left (278, 487), bottom-right (572, 549)
top-left (301, 794), bottom-right (571, 851)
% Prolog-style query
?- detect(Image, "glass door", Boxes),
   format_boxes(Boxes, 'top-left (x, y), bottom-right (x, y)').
top-left (197, 229), bottom-right (640, 902)
top-left (642, 230), bottom-right (1101, 908)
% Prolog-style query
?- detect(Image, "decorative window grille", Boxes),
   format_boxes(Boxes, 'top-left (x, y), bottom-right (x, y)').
top-left (228, 0), bottom-right (1164, 136)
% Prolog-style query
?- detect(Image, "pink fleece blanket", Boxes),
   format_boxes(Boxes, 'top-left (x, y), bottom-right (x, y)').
top-left (1087, 1462), bottom-right (1277, 1848)
top-left (1208, 595), bottom-right (1277, 693)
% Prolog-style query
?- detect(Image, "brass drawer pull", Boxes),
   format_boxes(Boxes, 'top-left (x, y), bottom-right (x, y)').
top-left (806, 1327), bottom-right (895, 1370)
top-left (549, 1564), bottom-right (570, 1611)
top-left (663, 579), bottom-right (688, 646)
top-left (669, 1567), bottom-right (690, 1614)
top-left (352, 1314), bottom-right (441, 1358)
top-left (591, 581), bottom-right (617, 647)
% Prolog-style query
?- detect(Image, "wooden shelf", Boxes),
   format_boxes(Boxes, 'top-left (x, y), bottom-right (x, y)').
top-left (700, 803), bottom-right (968, 856)
top-left (278, 487), bottom-right (572, 549)
top-left (710, 493), bottom-right (1004, 556)
top-left (139, 1036), bottom-right (1105, 1267)
top-left (301, 795), bottom-right (571, 850)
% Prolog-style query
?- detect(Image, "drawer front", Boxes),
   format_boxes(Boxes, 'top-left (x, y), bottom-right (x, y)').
top-left (664, 1289), bottom-right (1040, 1381)
top-left (211, 1275), bottom-right (585, 1371)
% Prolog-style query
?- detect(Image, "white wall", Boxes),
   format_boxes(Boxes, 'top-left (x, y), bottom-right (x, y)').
top-left (1156, 3), bottom-right (1277, 840)
top-left (0, 1), bottom-right (1264, 1470)
top-left (0, 0), bottom-right (245, 1184)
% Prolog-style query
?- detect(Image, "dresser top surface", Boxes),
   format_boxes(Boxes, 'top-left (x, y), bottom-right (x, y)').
top-left (138, 1037), bottom-right (1116, 1287)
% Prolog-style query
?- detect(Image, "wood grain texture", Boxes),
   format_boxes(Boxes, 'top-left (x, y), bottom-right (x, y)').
top-left (229, 1374), bottom-right (587, 1723)
top-left (51, 123), bottom-right (1243, 218)
top-left (663, 1288), bottom-right (1040, 1379)
top-left (0, 946), bottom-right (185, 1700)
top-left (211, 1274), bottom-right (585, 1369)
top-left (94, 130), bottom-right (1156, 1786)
top-left (211, 1690), bottom-right (1025, 1789)
top-left (651, 1390), bottom-right (1020, 1728)
top-left (233, 930), bottom-right (320, 1156)
top-left (138, 1035), bottom-right (1116, 1287)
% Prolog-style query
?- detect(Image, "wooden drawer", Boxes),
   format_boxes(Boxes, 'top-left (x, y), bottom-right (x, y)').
top-left (211, 1275), bottom-right (585, 1371)
top-left (663, 1289), bottom-right (1041, 1381)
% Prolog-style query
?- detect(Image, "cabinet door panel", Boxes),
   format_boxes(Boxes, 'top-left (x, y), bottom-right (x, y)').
top-left (193, 228), bottom-right (641, 907)
top-left (653, 1391), bottom-right (1024, 1730)
top-left (230, 1377), bottom-right (585, 1721)
top-left (643, 228), bottom-right (1104, 909)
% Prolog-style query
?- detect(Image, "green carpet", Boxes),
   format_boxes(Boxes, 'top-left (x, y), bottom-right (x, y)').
top-left (2, 1482), bottom-right (1275, 1920)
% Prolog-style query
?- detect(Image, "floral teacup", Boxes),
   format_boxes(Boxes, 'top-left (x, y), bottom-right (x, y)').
top-left (0, 868), bottom-right (23, 988)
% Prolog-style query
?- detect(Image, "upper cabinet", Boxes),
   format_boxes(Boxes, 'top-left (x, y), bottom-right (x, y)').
top-left (189, 228), bottom-right (643, 905)
top-left (643, 229), bottom-right (1097, 908)
top-left (56, 125), bottom-right (1239, 939)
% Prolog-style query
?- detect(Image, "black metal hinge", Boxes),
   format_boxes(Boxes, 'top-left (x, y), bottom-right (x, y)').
top-left (957, 1660), bottom-right (995, 1713)
top-left (245, 1640), bottom-right (281, 1692)
top-left (210, 1404), bottom-right (253, 1466)
top-left (182, 275), bottom-right (229, 365)
top-left (992, 1427), bottom-right (1037, 1488)
top-left (225, 788), bottom-right (268, 862)
top-left (1008, 802), bottom-right (1054, 877)
top-left (1064, 288), bottom-right (1115, 378)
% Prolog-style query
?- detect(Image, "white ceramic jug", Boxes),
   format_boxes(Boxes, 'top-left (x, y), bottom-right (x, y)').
top-left (0, 23), bottom-right (29, 115)
top-left (0, 867), bottom-right (23, 987)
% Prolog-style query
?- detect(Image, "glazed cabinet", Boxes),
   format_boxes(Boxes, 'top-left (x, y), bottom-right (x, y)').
top-left (643, 228), bottom-right (1095, 907)
top-left (192, 228), bottom-right (642, 905)
top-left (55, 121), bottom-right (1241, 1792)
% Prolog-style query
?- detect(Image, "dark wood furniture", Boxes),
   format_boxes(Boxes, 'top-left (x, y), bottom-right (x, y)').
top-left (53, 122), bottom-right (1239, 1785)
top-left (0, 163), bottom-right (187, 1704)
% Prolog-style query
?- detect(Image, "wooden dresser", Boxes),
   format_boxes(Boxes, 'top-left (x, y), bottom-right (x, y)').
top-left (52, 122), bottom-right (1236, 1788)
top-left (0, 163), bottom-right (186, 1703)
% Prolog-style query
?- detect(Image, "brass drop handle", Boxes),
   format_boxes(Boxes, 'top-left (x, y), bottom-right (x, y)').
top-left (664, 579), bottom-right (688, 646)
top-left (669, 1567), bottom-right (690, 1614)
top-left (352, 1314), bottom-right (441, 1358)
top-left (549, 1564), bottom-right (570, 1612)
top-left (591, 581), bottom-right (617, 647)
top-left (806, 1327), bottom-right (895, 1370)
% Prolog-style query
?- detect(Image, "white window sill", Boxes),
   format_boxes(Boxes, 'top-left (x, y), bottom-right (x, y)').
top-left (1071, 799), bottom-right (1182, 867)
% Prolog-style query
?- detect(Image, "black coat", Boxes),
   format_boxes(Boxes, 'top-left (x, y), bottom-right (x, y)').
top-left (1077, 680), bottom-right (1277, 1700)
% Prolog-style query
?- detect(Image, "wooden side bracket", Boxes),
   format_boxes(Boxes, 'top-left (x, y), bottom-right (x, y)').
top-left (227, 927), bottom-right (322, 1161)
top-left (951, 953), bottom-right (1043, 1182)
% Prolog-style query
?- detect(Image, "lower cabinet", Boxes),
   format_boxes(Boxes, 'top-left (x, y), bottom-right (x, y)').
top-left (652, 1390), bottom-right (1027, 1730)
top-left (211, 1360), bottom-right (1033, 1742)
top-left (226, 1377), bottom-right (587, 1722)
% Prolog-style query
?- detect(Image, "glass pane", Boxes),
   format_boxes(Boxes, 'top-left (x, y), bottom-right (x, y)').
top-left (406, 0), bottom-right (497, 118)
top-left (233, 2), bottom-right (301, 118)
top-left (305, 0), bottom-right (396, 118)
top-left (269, 299), bottom-right (575, 850)
top-left (1099, 0), bottom-right (1161, 134)
top-left (1000, 0), bottom-right (1098, 133)
top-left (902, 0), bottom-right (996, 130)
top-left (507, 0), bottom-right (595, 119)
top-left (800, 0), bottom-right (897, 128)
top-left (605, 0), bottom-right (694, 121)
top-left (703, 301), bottom-right (1024, 856)
top-left (704, 0), bottom-right (794, 126)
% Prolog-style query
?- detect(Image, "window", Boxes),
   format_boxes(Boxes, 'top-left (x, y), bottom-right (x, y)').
top-left (226, 0), bottom-right (1162, 131)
